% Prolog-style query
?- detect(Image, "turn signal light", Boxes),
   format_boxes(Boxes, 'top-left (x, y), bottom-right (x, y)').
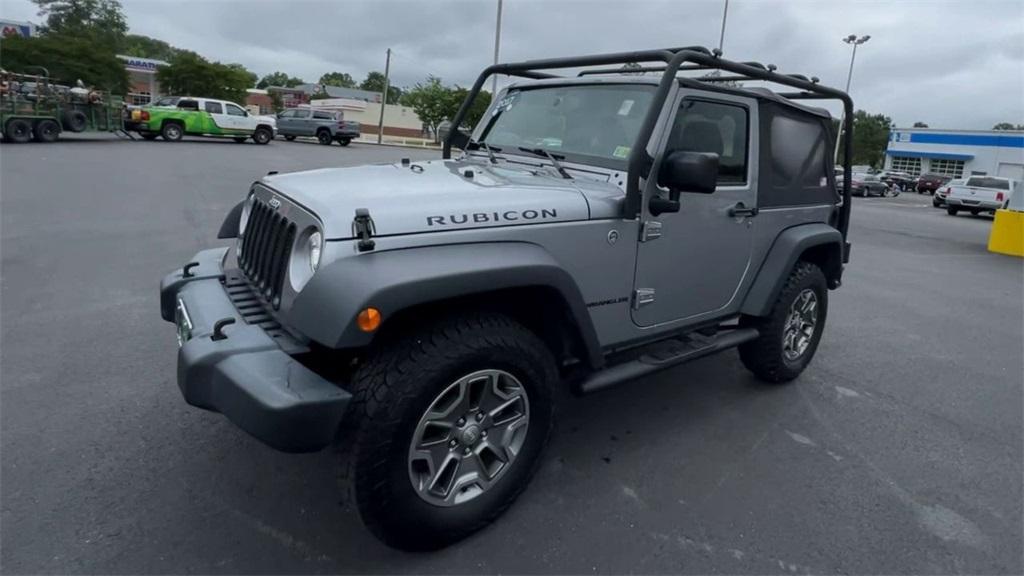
top-left (357, 307), bottom-right (382, 332)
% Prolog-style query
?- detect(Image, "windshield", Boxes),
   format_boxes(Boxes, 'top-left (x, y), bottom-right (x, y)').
top-left (476, 84), bottom-right (656, 167)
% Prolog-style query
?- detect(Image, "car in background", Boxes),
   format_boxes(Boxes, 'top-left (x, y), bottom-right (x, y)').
top-left (933, 178), bottom-right (961, 207)
top-left (879, 170), bottom-right (914, 191)
top-left (916, 173), bottom-right (951, 195)
top-left (126, 96), bottom-right (276, 144)
top-left (276, 107), bottom-right (361, 146)
top-left (945, 176), bottom-right (1018, 216)
top-left (838, 172), bottom-right (891, 197)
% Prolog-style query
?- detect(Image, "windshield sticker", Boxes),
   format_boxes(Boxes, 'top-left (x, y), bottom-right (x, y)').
top-left (539, 137), bottom-right (563, 148)
top-left (617, 99), bottom-right (635, 116)
top-left (612, 145), bottom-right (631, 159)
top-left (493, 93), bottom-right (518, 116)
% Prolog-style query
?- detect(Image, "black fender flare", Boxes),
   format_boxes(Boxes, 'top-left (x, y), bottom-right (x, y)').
top-left (740, 223), bottom-right (843, 317)
top-left (217, 200), bottom-right (244, 239)
top-left (287, 242), bottom-right (604, 368)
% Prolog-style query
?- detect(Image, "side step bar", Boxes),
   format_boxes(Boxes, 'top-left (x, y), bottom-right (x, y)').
top-left (577, 327), bottom-right (760, 395)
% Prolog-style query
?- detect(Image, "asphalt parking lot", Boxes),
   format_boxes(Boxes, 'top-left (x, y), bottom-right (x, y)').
top-left (1, 137), bottom-right (1021, 574)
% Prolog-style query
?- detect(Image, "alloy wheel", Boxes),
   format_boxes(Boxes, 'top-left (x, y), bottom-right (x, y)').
top-left (783, 289), bottom-right (818, 361)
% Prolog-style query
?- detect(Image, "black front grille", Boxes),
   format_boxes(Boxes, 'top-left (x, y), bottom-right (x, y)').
top-left (238, 198), bottom-right (296, 309)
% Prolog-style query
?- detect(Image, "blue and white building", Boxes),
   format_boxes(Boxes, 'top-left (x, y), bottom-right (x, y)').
top-left (884, 128), bottom-right (1024, 181)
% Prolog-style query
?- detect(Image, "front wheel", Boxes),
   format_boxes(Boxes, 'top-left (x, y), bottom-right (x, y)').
top-left (947, 206), bottom-right (959, 216)
top-left (342, 312), bottom-right (556, 551)
top-left (739, 261), bottom-right (828, 383)
top-left (252, 127), bottom-right (272, 145)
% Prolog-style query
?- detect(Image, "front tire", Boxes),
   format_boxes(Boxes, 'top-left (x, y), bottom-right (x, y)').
top-left (342, 312), bottom-right (556, 551)
top-left (252, 126), bottom-right (272, 145)
top-left (947, 206), bottom-right (959, 216)
top-left (739, 261), bottom-right (828, 383)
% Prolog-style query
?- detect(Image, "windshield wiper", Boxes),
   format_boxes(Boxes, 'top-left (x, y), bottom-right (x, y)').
top-left (517, 147), bottom-right (572, 179)
top-left (467, 139), bottom-right (501, 164)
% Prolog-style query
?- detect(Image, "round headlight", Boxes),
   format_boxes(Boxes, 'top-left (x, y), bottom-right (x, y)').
top-left (308, 231), bottom-right (323, 272)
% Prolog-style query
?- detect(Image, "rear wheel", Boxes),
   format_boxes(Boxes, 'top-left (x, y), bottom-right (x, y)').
top-left (341, 312), bottom-right (556, 551)
top-left (252, 126), bottom-right (272, 145)
top-left (947, 206), bottom-right (959, 216)
top-left (337, 137), bottom-right (351, 146)
top-left (740, 261), bottom-right (828, 383)
top-left (316, 130), bottom-right (332, 145)
top-left (33, 119), bottom-right (60, 143)
top-left (4, 118), bottom-right (32, 143)
top-left (160, 122), bottom-right (183, 141)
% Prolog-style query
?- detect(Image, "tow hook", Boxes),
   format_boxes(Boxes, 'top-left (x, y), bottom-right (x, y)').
top-left (353, 208), bottom-right (376, 252)
top-left (211, 317), bottom-right (236, 341)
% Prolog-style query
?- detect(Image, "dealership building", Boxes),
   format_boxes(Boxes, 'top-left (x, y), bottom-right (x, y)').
top-left (884, 128), bottom-right (1024, 181)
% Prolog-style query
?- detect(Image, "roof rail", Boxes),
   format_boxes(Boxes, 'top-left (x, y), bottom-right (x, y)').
top-left (443, 46), bottom-right (854, 239)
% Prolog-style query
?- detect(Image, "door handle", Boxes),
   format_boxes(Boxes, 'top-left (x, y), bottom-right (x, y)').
top-left (728, 202), bottom-right (758, 217)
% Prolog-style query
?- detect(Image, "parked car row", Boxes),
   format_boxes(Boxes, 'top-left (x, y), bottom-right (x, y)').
top-left (124, 97), bottom-right (361, 146)
top-left (836, 171), bottom-right (898, 197)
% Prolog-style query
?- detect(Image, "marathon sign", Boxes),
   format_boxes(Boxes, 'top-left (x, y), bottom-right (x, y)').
top-left (117, 55), bottom-right (169, 73)
top-left (0, 19), bottom-right (36, 38)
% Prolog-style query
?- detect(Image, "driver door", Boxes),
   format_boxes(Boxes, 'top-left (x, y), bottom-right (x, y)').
top-left (632, 91), bottom-right (758, 328)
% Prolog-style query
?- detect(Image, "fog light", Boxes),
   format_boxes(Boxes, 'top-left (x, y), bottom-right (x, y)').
top-left (357, 307), bottom-right (381, 332)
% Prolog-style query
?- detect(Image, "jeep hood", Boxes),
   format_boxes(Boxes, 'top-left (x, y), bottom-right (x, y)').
top-left (260, 159), bottom-right (606, 239)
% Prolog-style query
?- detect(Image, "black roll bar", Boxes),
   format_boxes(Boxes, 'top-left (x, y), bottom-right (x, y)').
top-left (442, 46), bottom-right (854, 240)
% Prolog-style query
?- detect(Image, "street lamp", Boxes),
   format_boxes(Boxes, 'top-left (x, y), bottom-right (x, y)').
top-left (835, 34), bottom-right (870, 162)
top-left (842, 34), bottom-right (870, 92)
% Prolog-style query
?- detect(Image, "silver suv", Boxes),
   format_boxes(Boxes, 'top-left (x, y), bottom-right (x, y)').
top-left (275, 107), bottom-right (360, 146)
top-left (160, 46), bottom-right (854, 551)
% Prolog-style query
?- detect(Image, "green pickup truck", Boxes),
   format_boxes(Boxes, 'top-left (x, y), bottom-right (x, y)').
top-left (126, 96), bottom-right (277, 144)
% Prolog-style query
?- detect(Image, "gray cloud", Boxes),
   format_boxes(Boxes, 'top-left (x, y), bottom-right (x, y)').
top-left (2, 0), bottom-right (1022, 128)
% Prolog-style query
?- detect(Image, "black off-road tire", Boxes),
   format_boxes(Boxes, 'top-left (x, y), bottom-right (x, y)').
top-left (33, 119), bottom-right (60, 143)
top-left (316, 129), bottom-right (332, 145)
top-left (253, 126), bottom-right (272, 145)
top-left (4, 118), bottom-right (32, 143)
top-left (739, 261), bottom-right (828, 383)
top-left (340, 312), bottom-right (557, 551)
top-left (337, 137), bottom-right (351, 146)
top-left (947, 206), bottom-right (959, 216)
top-left (61, 110), bottom-right (88, 132)
top-left (160, 121), bottom-right (183, 141)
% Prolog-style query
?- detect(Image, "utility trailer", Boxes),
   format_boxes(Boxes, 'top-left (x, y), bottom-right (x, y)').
top-left (0, 70), bottom-right (126, 143)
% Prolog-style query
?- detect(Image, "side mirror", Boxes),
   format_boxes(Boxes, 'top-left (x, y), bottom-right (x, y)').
top-left (648, 151), bottom-right (719, 216)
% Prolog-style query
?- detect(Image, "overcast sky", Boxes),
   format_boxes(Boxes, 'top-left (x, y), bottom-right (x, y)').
top-left (2, 0), bottom-right (1022, 128)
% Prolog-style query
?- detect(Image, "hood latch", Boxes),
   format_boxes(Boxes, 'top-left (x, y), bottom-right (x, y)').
top-left (352, 208), bottom-right (376, 252)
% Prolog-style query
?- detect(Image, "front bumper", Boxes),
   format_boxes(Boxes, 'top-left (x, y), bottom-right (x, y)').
top-left (160, 248), bottom-right (350, 452)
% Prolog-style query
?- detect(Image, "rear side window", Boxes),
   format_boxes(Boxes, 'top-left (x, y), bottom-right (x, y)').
top-left (177, 99), bottom-right (199, 110)
top-left (668, 99), bottom-right (748, 184)
top-left (966, 177), bottom-right (1009, 190)
top-left (313, 111), bottom-right (334, 120)
top-left (757, 101), bottom-right (835, 207)
top-left (204, 102), bottom-right (223, 114)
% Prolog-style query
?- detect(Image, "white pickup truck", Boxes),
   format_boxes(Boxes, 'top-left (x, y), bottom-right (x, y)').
top-left (945, 176), bottom-right (1018, 216)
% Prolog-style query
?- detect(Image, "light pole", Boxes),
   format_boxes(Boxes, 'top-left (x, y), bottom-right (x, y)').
top-left (718, 0), bottom-right (729, 53)
top-left (835, 34), bottom-right (870, 162)
top-left (492, 0), bottom-right (503, 95)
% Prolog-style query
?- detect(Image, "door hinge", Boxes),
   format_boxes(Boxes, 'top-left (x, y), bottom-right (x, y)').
top-left (633, 288), bottom-right (656, 310)
top-left (640, 220), bottom-right (662, 242)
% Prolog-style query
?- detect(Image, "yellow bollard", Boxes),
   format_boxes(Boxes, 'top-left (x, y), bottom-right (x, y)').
top-left (988, 209), bottom-right (1024, 257)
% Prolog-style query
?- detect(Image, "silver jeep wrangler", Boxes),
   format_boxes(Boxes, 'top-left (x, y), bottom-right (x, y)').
top-left (160, 46), bottom-right (854, 551)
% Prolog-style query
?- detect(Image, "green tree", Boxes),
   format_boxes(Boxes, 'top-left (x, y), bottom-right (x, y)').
top-left (319, 71), bottom-right (356, 88)
top-left (269, 90), bottom-right (284, 113)
top-left (0, 33), bottom-right (128, 92)
top-left (33, 0), bottom-right (127, 50)
top-left (360, 71), bottom-right (402, 104)
top-left (122, 34), bottom-right (179, 61)
top-left (157, 51), bottom-right (255, 103)
top-left (256, 71), bottom-right (304, 89)
top-left (992, 122), bottom-right (1024, 130)
top-left (447, 87), bottom-right (491, 129)
top-left (849, 110), bottom-right (892, 168)
top-left (912, 121), bottom-right (929, 128)
top-left (402, 76), bottom-right (452, 142)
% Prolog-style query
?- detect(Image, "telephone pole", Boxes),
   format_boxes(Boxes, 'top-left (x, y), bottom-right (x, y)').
top-left (492, 0), bottom-right (503, 95)
top-left (377, 47), bottom-right (391, 144)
